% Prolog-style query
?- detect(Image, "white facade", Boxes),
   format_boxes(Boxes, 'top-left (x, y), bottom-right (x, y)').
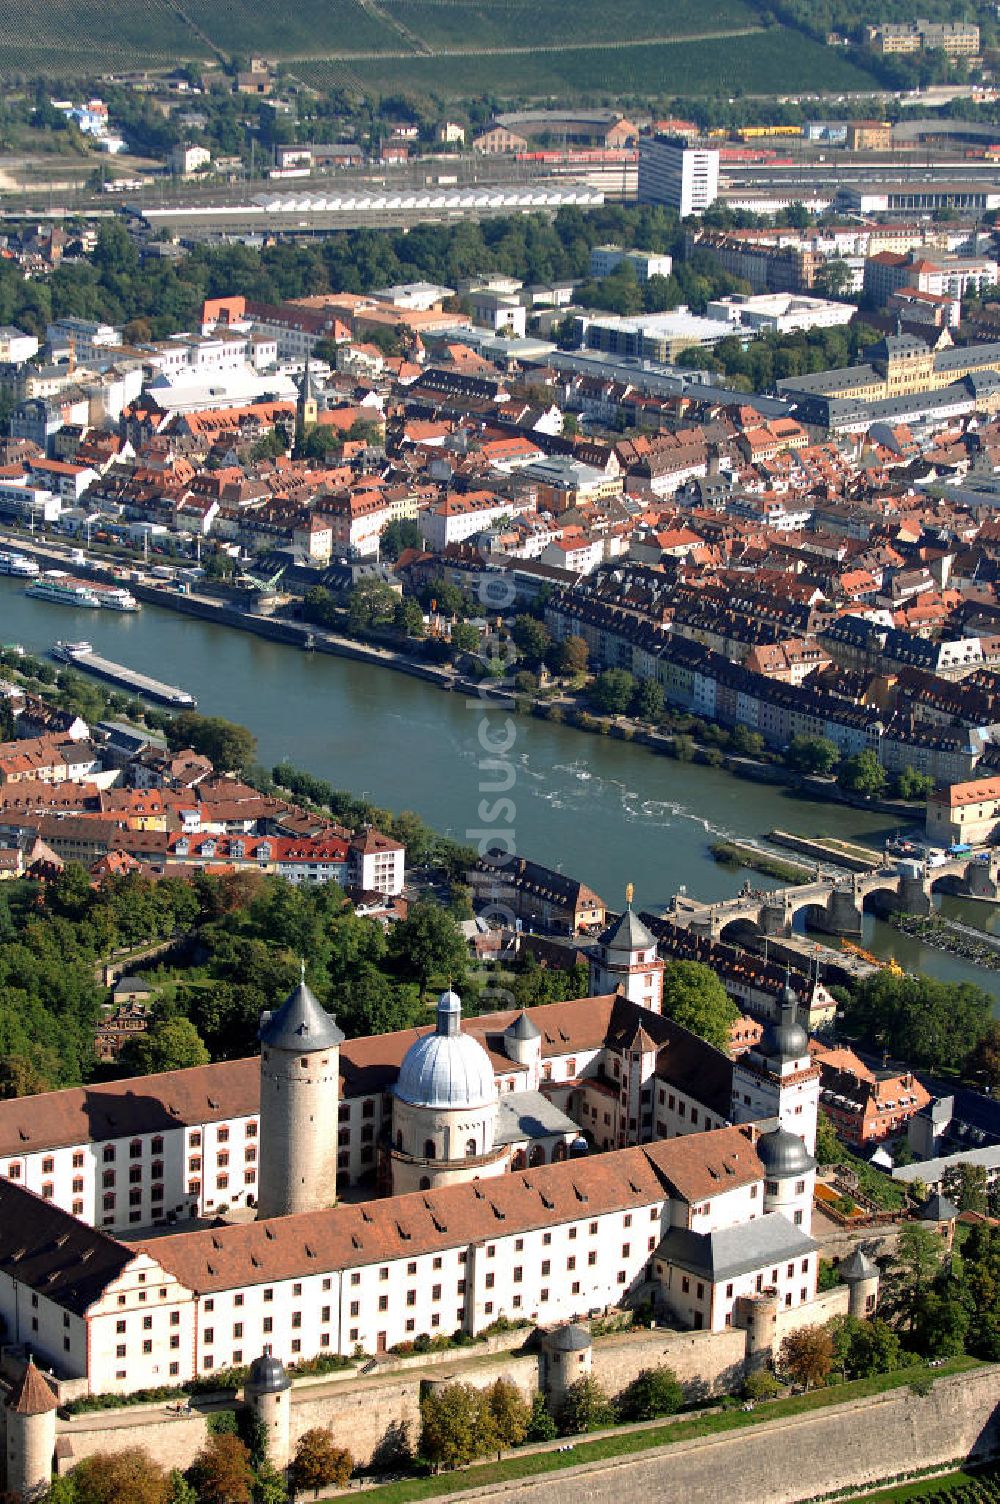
top-left (638, 138), bottom-right (719, 217)
top-left (589, 247), bottom-right (673, 282)
top-left (0, 326), bottom-right (40, 364)
top-left (422, 494), bottom-right (516, 550)
top-left (705, 292), bottom-right (854, 334)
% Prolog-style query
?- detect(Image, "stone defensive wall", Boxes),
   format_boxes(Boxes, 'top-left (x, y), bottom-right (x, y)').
top-left (462, 1365), bottom-right (1000, 1504)
top-left (4, 1329), bottom-right (997, 1501)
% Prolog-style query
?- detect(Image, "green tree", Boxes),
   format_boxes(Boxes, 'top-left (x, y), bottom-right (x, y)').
top-left (957, 1223), bottom-right (1000, 1359)
top-left (450, 622), bottom-right (480, 655)
top-left (785, 734), bottom-right (840, 776)
top-left (120, 1016), bottom-right (210, 1075)
top-left (389, 898), bottom-right (468, 998)
top-left (290, 1430), bottom-right (353, 1493)
top-left (886, 1223), bottom-right (944, 1334)
top-left (168, 1470), bottom-right (197, 1504)
top-left (837, 749), bottom-right (887, 799)
top-left (895, 766), bottom-right (936, 800)
top-left (742, 1370), bottom-right (782, 1400)
top-left (558, 1376), bottom-right (615, 1436)
top-left (632, 680), bottom-right (665, 722)
top-left (660, 961), bottom-right (739, 1051)
top-left (942, 1161), bottom-right (988, 1214)
top-left (348, 579), bottom-right (399, 632)
top-left (813, 258), bottom-right (853, 298)
top-left (831, 1316), bottom-right (902, 1379)
top-left (551, 636), bottom-right (588, 677)
top-left (615, 1366), bottom-right (684, 1422)
top-left (251, 1459), bottom-right (286, 1504)
top-left (336, 964), bottom-right (424, 1038)
top-left (394, 596), bottom-right (426, 638)
top-left (913, 1288), bottom-right (970, 1358)
top-left (730, 724), bottom-right (764, 757)
top-left (419, 1383), bottom-right (483, 1471)
top-left (590, 669), bottom-right (635, 716)
top-left (841, 973), bottom-right (992, 1074)
top-left (778, 1326), bottom-right (833, 1390)
top-left (165, 712), bottom-right (257, 774)
top-left (70, 1447), bottom-right (169, 1504)
top-left (966, 1020), bottom-right (1000, 1091)
top-left (190, 1434), bottom-right (254, 1504)
top-left (815, 1111), bottom-right (841, 1165)
top-left (380, 518), bottom-right (422, 560)
top-left (48, 862), bottom-right (95, 921)
top-left (511, 615), bottom-right (552, 668)
top-left (524, 1394), bottom-right (558, 1442)
top-left (485, 1378), bottom-right (531, 1455)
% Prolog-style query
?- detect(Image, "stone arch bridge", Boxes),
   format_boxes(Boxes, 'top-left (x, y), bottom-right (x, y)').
top-left (669, 853), bottom-right (1000, 942)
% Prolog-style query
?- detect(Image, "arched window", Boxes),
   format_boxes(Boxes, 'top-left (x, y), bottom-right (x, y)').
top-left (396, 1130), bottom-right (403, 1150)
top-left (419, 1176), bottom-right (431, 1191)
top-left (529, 1144), bottom-right (545, 1167)
top-left (553, 1140), bottom-right (568, 1162)
top-left (424, 1139), bottom-right (436, 1160)
top-left (465, 1138), bottom-right (477, 1157)
top-left (511, 1149), bottom-right (527, 1171)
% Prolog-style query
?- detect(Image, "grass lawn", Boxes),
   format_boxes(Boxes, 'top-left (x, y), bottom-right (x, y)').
top-left (846, 1467), bottom-right (991, 1503)
top-left (344, 1359), bottom-right (981, 1504)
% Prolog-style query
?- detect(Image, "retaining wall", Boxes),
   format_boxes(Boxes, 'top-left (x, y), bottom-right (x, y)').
top-left (457, 1366), bottom-right (1000, 1504)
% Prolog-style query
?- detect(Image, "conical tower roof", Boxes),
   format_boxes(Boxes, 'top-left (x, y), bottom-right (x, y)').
top-left (6, 1359), bottom-right (58, 1415)
top-left (598, 903), bottom-right (655, 954)
top-left (259, 978), bottom-right (345, 1052)
top-left (839, 1247), bottom-right (877, 1282)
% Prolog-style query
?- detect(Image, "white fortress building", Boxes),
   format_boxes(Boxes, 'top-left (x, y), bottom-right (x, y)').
top-left (0, 917), bottom-right (838, 1402)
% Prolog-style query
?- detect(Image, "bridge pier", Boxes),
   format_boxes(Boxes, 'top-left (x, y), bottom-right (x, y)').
top-left (964, 858), bottom-right (1000, 902)
top-left (809, 888), bottom-right (863, 938)
top-left (761, 903), bottom-right (791, 939)
top-left (898, 875), bottom-right (933, 919)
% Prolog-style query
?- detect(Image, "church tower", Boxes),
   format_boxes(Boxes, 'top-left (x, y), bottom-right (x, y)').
top-left (589, 886), bottom-right (664, 1012)
top-left (297, 357), bottom-right (318, 430)
top-left (257, 973), bottom-right (344, 1220)
top-left (730, 986), bottom-right (820, 1157)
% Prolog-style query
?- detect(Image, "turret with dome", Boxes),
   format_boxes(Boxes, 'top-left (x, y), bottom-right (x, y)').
top-left (391, 989), bottom-right (509, 1194)
top-left (730, 981), bottom-right (821, 1159)
top-left (756, 1122), bottom-right (817, 1233)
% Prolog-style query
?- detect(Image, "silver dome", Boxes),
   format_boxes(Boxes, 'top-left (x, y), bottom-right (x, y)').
top-left (759, 999), bottom-right (809, 1063)
top-left (757, 1127), bottom-right (815, 1179)
top-left (395, 990), bottom-right (497, 1111)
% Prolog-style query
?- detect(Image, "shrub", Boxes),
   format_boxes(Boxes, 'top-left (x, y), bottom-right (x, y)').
top-left (558, 1376), bottom-right (615, 1435)
top-left (742, 1370), bottom-right (782, 1401)
top-left (291, 1429), bottom-right (354, 1492)
top-left (616, 1366), bottom-right (684, 1422)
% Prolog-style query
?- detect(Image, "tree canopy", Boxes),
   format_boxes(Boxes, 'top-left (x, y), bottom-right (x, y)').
top-left (660, 961), bottom-right (739, 1051)
top-left (840, 973), bottom-right (993, 1074)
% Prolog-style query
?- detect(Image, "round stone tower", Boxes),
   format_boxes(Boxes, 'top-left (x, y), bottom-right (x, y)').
top-left (540, 1324), bottom-right (592, 1412)
top-left (257, 973), bottom-right (345, 1220)
top-left (245, 1353), bottom-right (292, 1471)
top-left (4, 1359), bottom-right (57, 1503)
top-left (839, 1247), bottom-right (880, 1320)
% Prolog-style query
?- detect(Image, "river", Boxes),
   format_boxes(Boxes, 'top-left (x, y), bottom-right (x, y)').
top-left (2, 574), bottom-right (997, 1000)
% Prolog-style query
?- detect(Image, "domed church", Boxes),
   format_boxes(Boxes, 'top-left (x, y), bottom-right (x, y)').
top-left (390, 989), bottom-right (509, 1193)
top-left (389, 989), bottom-right (582, 1193)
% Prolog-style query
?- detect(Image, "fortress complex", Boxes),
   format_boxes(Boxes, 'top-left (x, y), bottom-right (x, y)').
top-left (0, 904), bottom-right (841, 1400)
